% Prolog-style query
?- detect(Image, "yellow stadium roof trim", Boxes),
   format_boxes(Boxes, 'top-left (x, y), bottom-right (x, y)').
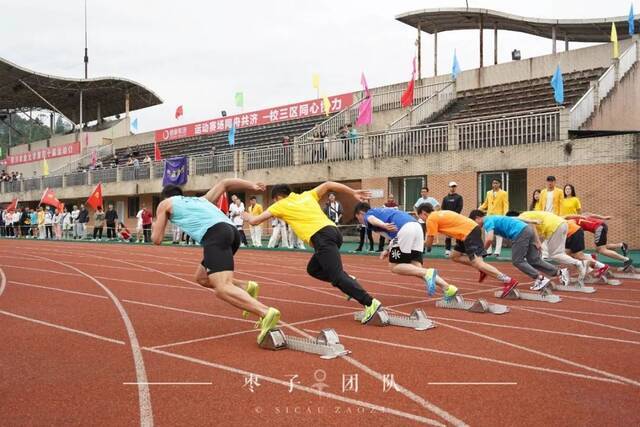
top-left (0, 55), bottom-right (162, 123)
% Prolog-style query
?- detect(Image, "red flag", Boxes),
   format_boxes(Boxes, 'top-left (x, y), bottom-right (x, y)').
top-left (5, 197), bottom-right (18, 212)
top-left (86, 183), bottom-right (103, 210)
top-left (175, 105), bottom-right (184, 119)
top-left (39, 188), bottom-right (62, 210)
top-left (154, 141), bottom-right (162, 161)
top-left (401, 57), bottom-right (416, 108)
top-left (216, 192), bottom-right (229, 214)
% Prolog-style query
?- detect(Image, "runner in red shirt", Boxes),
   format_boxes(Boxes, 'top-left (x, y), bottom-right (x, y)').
top-left (565, 213), bottom-right (633, 271)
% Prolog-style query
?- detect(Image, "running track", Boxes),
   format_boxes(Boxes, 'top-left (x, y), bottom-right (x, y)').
top-left (1, 240), bottom-right (639, 426)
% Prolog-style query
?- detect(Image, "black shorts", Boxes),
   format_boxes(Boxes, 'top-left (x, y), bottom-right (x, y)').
top-left (594, 224), bottom-right (608, 247)
top-left (453, 226), bottom-right (486, 260)
top-left (201, 222), bottom-right (241, 274)
top-left (389, 247), bottom-right (423, 264)
top-left (565, 228), bottom-right (586, 253)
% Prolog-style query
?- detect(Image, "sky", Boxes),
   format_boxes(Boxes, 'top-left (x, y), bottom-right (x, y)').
top-left (1, 0), bottom-right (635, 132)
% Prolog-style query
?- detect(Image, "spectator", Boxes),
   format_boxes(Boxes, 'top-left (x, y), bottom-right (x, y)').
top-left (338, 125), bottom-right (349, 159)
top-left (347, 124), bottom-right (358, 160)
top-left (20, 207), bottom-right (31, 238)
top-left (530, 189), bottom-right (542, 211)
top-left (287, 222), bottom-right (306, 250)
top-left (479, 178), bottom-right (509, 257)
top-left (62, 207), bottom-right (72, 240)
top-left (117, 222), bottom-right (131, 242)
top-left (95, 159), bottom-right (103, 169)
top-left (0, 207), bottom-right (4, 237)
top-left (142, 154), bottom-right (151, 164)
top-left (126, 156), bottom-right (135, 167)
top-left (229, 195), bottom-right (248, 247)
top-left (538, 176), bottom-right (564, 215)
top-left (267, 217), bottom-right (289, 248)
top-left (324, 192), bottom-right (343, 225)
top-left (37, 206), bottom-right (45, 239)
top-left (29, 208), bottom-right (37, 238)
top-left (53, 208), bottom-right (62, 240)
top-left (13, 208), bottom-right (21, 238)
top-left (105, 204), bottom-right (118, 240)
top-left (135, 205), bottom-right (145, 243)
top-left (247, 196), bottom-right (263, 247)
top-left (77, 204), bottom-right (89, 239)
top-left (93, 206), bottom-right (106, 240)
top-left (172, 224), bottom-right (181, 244)
top-left (442, 181), bottom-right (464, 257)
top-left (44, 207), bottom-right (54, 239)
top-left (414, 187), bottom-right (440, 239)
top-left (71, 205), bottom-right (80, 239)
top-left (560, 184), bottom-right (581, 216)
top-left (355, 198), bottom-right (374, 253)
top-left (141, 205), bottom-right (153, 243)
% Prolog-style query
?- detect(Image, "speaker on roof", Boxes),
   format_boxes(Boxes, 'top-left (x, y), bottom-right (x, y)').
top-left (511, 49), bottom-right (521, 61)
top-left (221, 110), bottom-right (227, 117)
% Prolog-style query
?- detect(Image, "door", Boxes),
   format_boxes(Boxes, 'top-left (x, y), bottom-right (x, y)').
top-left (403, 177), bottom-right (426, 212)
top-left (478, 170), bottom-right (526, 213)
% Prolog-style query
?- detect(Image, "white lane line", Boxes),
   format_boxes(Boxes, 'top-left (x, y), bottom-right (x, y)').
top-left (301, 329), bottom-right (621, 385)
top-left (123, 382), bottom-right (212, 386)
top-left (0, 309), bottom-right (125, 345)
top-left (428, 382), bottom-right (518, 386)
top-left (144, 347), bottom-right (445, 427)
top-left (0, 267), bottom-right (6, 297)
top-left (516, 306), bottom-right (640, 320)
top-left (10, 281), bottom-right (109, 299)
top-left (513, 307), bottom-right (640, 335)
top-left (27, 255), bottom-right (154, 427)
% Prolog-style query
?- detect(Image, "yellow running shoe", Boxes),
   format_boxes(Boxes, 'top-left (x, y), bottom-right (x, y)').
top-left (444, 285), bottom-right (458, 301)
top-left (243, 281), bottom-right (260, 319)
top-left (257, 307), bottom-right (281, 345)
top-left (361, 298), bottom-right (382, 324)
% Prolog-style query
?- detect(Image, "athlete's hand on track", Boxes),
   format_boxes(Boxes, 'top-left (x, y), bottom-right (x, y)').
top-left (354, 189), bottom-right (371, 201)
top-left (380, 250), bottom-right (389, 260)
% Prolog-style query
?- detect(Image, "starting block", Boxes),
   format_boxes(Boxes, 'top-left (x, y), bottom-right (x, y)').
top-left (259, 328), bottom-right (350, 359)
top-left (493, 284), bottom-right (561, 303)
top-left (577, 273), bottom-right (622, 286)
top-left (435, 295), bottom-right (510, 314)
top-left (611, 266), bottom-right (640, 280)
top-left (353, 308), bottom-right (435, 331)
top-left (552, 280), bottom-right (596, 293)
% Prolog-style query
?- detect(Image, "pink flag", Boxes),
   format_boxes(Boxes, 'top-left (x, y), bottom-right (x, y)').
top-left (360, 72), bottom-right (370, 97)
top-left (91, 150), bottom-right (97, 167)
top-left (356, 72), bottom-right (372, 126)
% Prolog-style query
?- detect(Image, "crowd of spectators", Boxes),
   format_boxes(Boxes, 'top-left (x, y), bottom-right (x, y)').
top-left (1, 170), bottom-right (23, 182)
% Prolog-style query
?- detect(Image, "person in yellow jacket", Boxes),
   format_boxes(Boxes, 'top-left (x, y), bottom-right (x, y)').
top-left (479, 178), bottom-right (509, 257)
top-left (247, 196), bottom-right (263, 247)
top-left (537, 176), bottom-right (564, 215)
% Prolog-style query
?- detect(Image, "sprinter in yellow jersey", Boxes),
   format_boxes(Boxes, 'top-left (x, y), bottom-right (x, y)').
top-left (244, 182), bottom-right (382, 324)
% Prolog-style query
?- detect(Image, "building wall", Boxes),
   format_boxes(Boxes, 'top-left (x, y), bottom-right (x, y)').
top-left (585, 63), bottom-right (640, 131)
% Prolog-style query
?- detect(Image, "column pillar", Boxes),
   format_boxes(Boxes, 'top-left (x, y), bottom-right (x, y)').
top-left (493, 24), bottom-right (498, 65)
top-left (552, 25), bottom-right (557, 54)
top-left (417, 24), bottom-right (422, 80)
top-left (479, 15), bottom-right (484, 68)
top-left (433, 28), bottom-right (438, 76)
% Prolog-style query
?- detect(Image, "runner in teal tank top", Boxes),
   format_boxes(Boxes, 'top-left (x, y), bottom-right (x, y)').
top-left (152, 178), bottom-right (281, 345)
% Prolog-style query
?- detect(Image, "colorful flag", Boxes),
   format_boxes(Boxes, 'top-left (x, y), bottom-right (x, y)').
top-left (154, 141), bottom-right (162, 161)
top-left (401, 57), bottom-right (416, 108)
top-left (630, 4), bottom-right (636, 35)
top-left (235, 92), bottom-right (244, 108)
top-left (452, 50), bottom-right (461, 80)
top-left (86, 183), bottom-right (103, 210)
top-left (228, 122), bottom-right (236, 146)
top-left (39, 188), bottom-right (61, 209)
top-left (216, 192), bottom-right (229, 214)
top-left (175, 105), bottom-right (184, 119)
top-left (356, 72), bottom-right (372, 126)
top-left (162, 156), bottom-right (189, 186)
top-left (42, 158), bottom-right (49, 176)
top-left (322, 95), bottom-right (332, 117)
top-left (611, 22), bottom-right (619, 58)
top-left (312, 74), bottom-right (320, 90)
top-left (551, 65), bottom-right (564, 104)
top-left (131, 117), bottom-right (139, 131)
top-left (5, 197), bottom-right (18, 212)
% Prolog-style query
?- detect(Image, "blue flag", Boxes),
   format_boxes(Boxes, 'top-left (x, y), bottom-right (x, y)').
top-left (452, 50), bottom-right (461, 80)
top-left (228, 122), bottom-right (236, 146)
top-left (162, 156), bottom-right (188, 186)
top-left (551, 65), bottom-right (564, 104)
top-left (630, 4), bottom-right (635, 35)
top-left (131, 117), bottom-right (138, 131)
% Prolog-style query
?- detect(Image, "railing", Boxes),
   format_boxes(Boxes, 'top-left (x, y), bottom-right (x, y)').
top-left (90, 167), bottom-right (118, 184)
top-left (598, 65), bottom-right (616, 102)
top-left (569, 86), bottom-right (595, 129)
top-left (299, 137), bottom-right (364, 164)
top-left (388, 81), bottom-right (455, 130)
top-left (50, 143), bottom-right (114, 176)
top-left (370, 125), bottom-right (449, 158)
top-left (618, 41), bottom-right (638, 81)
top-left (23, 178), bottom-right (42, 191)
top-left (353, 81), bottom-right (452, 112)
top-left (295, 99), bottom-right (365, 142)
top-left (43, 175), bottom-right (64, 189)
top-left (65, 172), bottom-right (88, 187)
top-left (152, 161), bottom-right (166, 179)
top-left (456, 109), bottom-right (560, 150)
top-left (193, 151), bottom-right (234, 175)
top-left (3, 180), bottom-right (21, 193)
top-left (244, 144), bottom-right (294, 171)
top-left (121, 165), bottom-right (150, 182)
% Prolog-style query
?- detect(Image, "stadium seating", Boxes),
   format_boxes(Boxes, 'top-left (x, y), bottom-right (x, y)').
top-left (429, 68), bottom-right (606, 123)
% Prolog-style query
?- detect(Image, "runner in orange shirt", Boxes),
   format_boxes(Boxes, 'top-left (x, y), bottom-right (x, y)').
top-left (416, 203), bottom-right (518, 298)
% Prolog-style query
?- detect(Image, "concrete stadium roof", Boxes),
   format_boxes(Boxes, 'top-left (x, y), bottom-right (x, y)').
top-left (396, 8), bottom-right (639, 43)
top-left (0, 55), bottom-right (162, 123)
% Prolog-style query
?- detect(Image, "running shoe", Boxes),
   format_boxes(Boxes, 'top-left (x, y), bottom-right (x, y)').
top-left (242, 281), bottom-right (260, 319)
top-left (559, 268), bottom-right (570, 287)
top-left (424, 268), bottom-right (438, 296)
top-left (478, 271), bottom-right (487, 283)
top-left (621, 242), bottom-right (629, 258)
top-left (530, 277), bottom-right (550, 291)
top-left (444, 285), bottom-right (458, 301)
top-left (444, 250), bottom-right (451, 257)
top-left (361, 298), bottom-right (382, 324)
top-left (577, 260), bottom-right (588, 284)
top-left (500, 278), bottom-right (518, 298)
top-left (256, 307), bottom-right (281, 345)
top-left (594, 264), bottom-right (610, 279)
top-left (623, 258), bottom-right (633, 272)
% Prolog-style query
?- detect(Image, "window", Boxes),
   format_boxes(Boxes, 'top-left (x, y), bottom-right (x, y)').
top-left (127, 196), bottom-right (140, 218)
top-left (389, 176), bottom-right (426, 211)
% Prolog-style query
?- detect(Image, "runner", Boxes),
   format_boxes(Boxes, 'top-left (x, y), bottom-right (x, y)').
top-left (354, 202), bottom-right (458, 298)
top-left (564, 219), bottom-right (610, 277)
top-left (152, 178), bottom-right (280, 345)
top-left (244, 181), bottom-right (382, 324)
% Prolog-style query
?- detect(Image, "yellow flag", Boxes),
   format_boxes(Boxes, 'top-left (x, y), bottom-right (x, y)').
top-left (42, 158), bottom-right (49, 176)
top-left (611, 22), bottom-right (619, 58)
top-left (322, 95), bottom-right (331, 117)
top-left (312, 73), bottom-right (320, 90)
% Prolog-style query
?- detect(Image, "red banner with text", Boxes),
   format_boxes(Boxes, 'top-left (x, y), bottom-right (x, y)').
top-left (154, 93), bottom-right (354, 143)
top-left (5, 141), bottom-right (81, 166)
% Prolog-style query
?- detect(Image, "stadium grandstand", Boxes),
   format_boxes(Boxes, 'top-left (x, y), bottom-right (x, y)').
top-left (1, 7), bottom-right (639, 248)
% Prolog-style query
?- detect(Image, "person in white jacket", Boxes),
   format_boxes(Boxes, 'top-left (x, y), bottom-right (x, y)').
top-left (268, 217), bottom-right (289, 248)
top-left (287, 222), bottom-right (305, 250)
top-left (228, 195), bottom-right (248, 247)
top-left (71, 205), bottom-right (80, 239)
top-left (61, 207), bottom-right (72, 240)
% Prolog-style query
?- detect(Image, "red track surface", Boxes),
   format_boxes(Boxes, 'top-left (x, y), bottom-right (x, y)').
top-left (1, 239), bottom-right (639, 426)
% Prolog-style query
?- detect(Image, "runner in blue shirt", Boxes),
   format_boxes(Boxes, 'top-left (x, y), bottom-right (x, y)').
top-left (469, 210), bottom-right (569, 290)
top-left (354, 202), bottom-right (458, 299)
top-left (152, 178), bottom-right (280, 345)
